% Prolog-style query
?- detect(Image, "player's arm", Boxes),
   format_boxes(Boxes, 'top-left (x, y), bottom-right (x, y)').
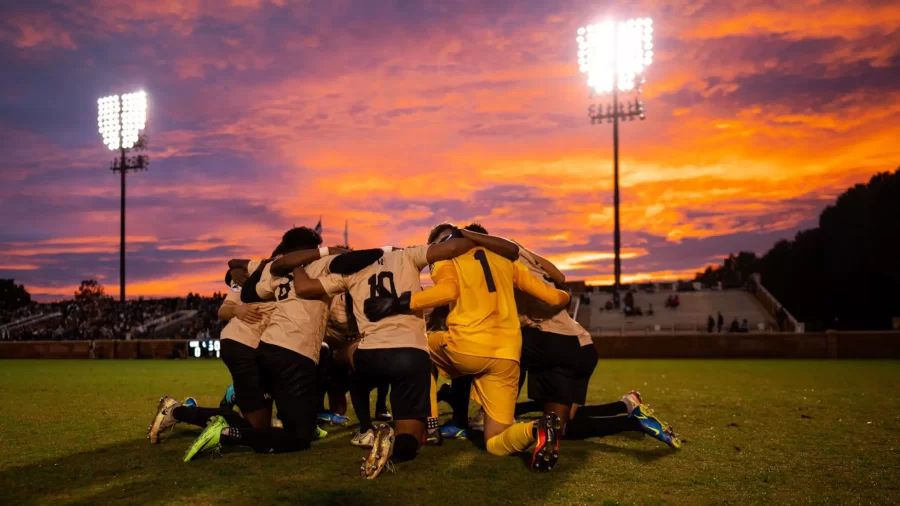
top-left (461, 229), bottom-right (519, 260)
top-left (271, 247), bottom-right (348, 277)
top-left (242, 261), bottom-right (272, 303)
top-left (410, 262), bottom-right (459, 310)
top-left (513, 261), bottom-right (570, 308)
top-left (218, 298), bottom-right (262, 323)
top-left (525, 248), bottom-right (566, 286)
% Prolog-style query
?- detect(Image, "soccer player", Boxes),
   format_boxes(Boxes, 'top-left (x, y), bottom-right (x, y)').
top-left (507, 229), bottom-right (681, 448)
top-left (289, 230), bottom-right (519, 478)
top-left (149, 257), bottom-right (278, 443)
top-left (365, 224), bottom-right (571, 472)
top-left (183, 227), bottom-right (350, 461)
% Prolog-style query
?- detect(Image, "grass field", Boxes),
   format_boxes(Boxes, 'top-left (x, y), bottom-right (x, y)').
top-left (1, 359), bottom-right (899, 506)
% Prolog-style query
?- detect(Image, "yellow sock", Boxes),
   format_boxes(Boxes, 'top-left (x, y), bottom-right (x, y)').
top-left (430, 376), bottom-right (439, 419)
top-left (485, 421), bottom-right (536, 456)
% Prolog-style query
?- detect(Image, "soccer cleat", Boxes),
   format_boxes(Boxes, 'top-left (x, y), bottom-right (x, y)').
top-left (220, 384), bottom-right (236, 409)
top-left (424, 427), bottom-right (443, 446)
top-left (183, 415), bottom-right (228, 462)
top-left (374, 411), bottom-right (393, 422)
top-left (439, 423), bottom-right (468, 440)
top-left (271, 417), bottom-right (283, 428)
top-left (351, 429), bottom-right (376, 448)
top-left (315, 426), bottom-right (328, 440)
top-left (317, 412), bottom-right (350, 425)
top-left (469, 409), bottom-right (485, 432)
top-left (621, 391), bottom-right (643, 414)
top-left (148, 396), bottom-right (182, 444)
top-left (362, 424), bottom-right (395, 479)
top-left (531, 412), bottom-right (561, 472)
top-left (631, 404), bottom-right (681, 449)
top-left (183, 397), bottom-right (197, 408)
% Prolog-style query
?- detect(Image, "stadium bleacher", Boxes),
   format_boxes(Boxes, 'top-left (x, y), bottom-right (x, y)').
top-left (582, 289), bottom-right (777, 335)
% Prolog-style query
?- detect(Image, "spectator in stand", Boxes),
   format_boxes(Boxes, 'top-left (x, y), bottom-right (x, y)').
top-left (647, 303), bottom-right (654, 316)
top-left (584, 291), bottom-right (592, 306)
top-left (605, 299), bottom-right (614, 311)
top-left (729, 317), bottom-right (740, 333)
top-left (717, 311), bottom-right (725, 333)
top-left (707, 315), bottom-right (715, 333)
top-left (740, 319), bottom-right (749, 333)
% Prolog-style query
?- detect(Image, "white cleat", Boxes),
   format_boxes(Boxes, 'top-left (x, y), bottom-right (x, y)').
top-left (362, 424), bottom-right (395, 479)
top-left (351, 429), bottom-right (376, 448)
top-left (148, 396), bottom-right (181, 444)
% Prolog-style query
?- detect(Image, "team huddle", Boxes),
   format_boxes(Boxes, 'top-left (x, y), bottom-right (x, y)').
top-left (148, 223), bottom-right (681, 478)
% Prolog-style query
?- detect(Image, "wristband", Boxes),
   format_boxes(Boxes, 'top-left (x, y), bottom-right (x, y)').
top-left (319, 247), bottom-right (330, 257)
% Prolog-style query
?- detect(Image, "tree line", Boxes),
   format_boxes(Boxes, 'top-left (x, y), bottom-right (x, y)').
top-left (696, 168), bottom-right (900, 330)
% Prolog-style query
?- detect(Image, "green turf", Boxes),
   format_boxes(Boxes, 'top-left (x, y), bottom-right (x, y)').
top-left (1, 360), bottom-right (899, 506)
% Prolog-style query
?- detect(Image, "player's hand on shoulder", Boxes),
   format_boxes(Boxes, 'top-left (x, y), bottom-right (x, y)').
top-left (363, 291), bottom-right (412, 322)
top-left (235, 304), bottom-right (263, 324)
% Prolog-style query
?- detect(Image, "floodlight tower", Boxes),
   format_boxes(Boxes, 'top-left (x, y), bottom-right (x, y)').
top-left (97, 91), bottom-right (149, 303)
top-left (577, 18), bottom-right (653, 302)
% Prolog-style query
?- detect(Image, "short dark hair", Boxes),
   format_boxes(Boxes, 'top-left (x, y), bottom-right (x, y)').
top-left (280, 226), bottom-right (322, 253)
top-left (427, 222), bottom-right (456, 244)
top-left (464, 223), bottom-right (488, 234)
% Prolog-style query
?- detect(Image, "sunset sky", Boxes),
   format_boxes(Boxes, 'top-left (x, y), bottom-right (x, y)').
top-left (1, 0), bottom-right (898, 301)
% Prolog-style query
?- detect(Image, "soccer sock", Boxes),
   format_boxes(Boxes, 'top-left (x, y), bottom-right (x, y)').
top-left (172, 406), bottom-right (251, 429)
top-left (564, 414), bottom-right (639, 440)
top-left (393, 433), bottom-right (420, 462)
top-left (485, 422), bottom-right (536, 456)
top-left (349, 374), bottom-right (374, 433)
top-left (574, 401), bottom-right (629, 418)
top-left (450, 375), bottom-right (473, 428)
top-left (514, 400), bottom-right (542, 416)
top-left (375, 380), bottom-right (389, 413)
top-left (429, 375), bottom-right (439, 419)
top-left (221, 427), bottom-right (310, 454)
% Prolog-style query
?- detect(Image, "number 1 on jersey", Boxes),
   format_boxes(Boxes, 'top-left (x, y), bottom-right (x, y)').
top-left (473, 250), bottom-right (497, 293)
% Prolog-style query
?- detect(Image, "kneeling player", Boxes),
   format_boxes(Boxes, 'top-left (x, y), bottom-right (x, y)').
top-left (148, 261), bottom-right (277, 443)
top-left (291, 231), bottom-right (518, 478)
top-left (183, 227), bottom-right (348, 461)
top-left (366, 224), bottom-right (570, 472)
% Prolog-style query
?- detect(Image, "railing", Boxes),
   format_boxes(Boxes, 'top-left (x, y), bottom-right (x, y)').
top-left (749, 274), bottom-right (804, 333)
top-left (1, 312), bottom-right (62, 333)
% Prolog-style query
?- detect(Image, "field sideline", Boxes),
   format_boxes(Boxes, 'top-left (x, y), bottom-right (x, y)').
top-left (1, 359), bottom-right (898, 505)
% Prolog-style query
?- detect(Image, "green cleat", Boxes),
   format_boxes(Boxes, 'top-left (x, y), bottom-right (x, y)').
top-left (315, 426), bottom-right (328, 440)
top-left (184, 415), bottom-right (229, 462)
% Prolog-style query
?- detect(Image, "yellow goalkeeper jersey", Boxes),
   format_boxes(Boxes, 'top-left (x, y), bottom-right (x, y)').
top-left (411, 247), bottom-right (570, 362)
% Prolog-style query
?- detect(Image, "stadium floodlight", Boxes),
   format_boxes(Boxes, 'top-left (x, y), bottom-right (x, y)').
top-left (577, 18), bottom-right (653, 304)
top-left (96, 90), bottom-right (151, 303)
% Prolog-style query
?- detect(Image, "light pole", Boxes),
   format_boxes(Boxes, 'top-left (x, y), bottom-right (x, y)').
top-left (98, 91), bottom-right (149, 303)
top-left (577, 18), bottom-right (654, 303)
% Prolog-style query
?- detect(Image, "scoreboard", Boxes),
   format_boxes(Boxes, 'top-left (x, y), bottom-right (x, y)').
top-left (188, 339), bottom-right (221, 358)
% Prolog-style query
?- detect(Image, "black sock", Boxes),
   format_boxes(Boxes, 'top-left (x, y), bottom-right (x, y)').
top-left (436, 383), bottom-right (452, 405)
top-left (172, 406), bottom-right (252, 429)
top-left (221, 427), bottom-right (310, 454)
top-left (450, 376), bottom-right (473, 428)
top-left (375, 381), bottom-right (389, 414)
top-left (350, 374), bottom-right (374, 433)
top-left (565, 414), bottom-right (640, 440)
top-left (515, 400), bottom-right (542, 416)
top-left (575, 401), bottom-right (629, 418)
top-left (393, 433), bottom-right (420, 462)
top-left (518, 370), bottom-right (527, 395)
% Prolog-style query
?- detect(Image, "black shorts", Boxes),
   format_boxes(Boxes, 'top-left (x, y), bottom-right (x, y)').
top-left (352, 347), bottom-right (431, 420)
top-left (220, 339), bottom-right (270, 413)
top-left (256, 341), bottom-right (319, 441)
top-left (520, 327), bottom-right (598, 406)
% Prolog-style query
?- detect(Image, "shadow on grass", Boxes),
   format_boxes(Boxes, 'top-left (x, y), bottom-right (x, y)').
top-left (0, 423), bottom-right (595, 506)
